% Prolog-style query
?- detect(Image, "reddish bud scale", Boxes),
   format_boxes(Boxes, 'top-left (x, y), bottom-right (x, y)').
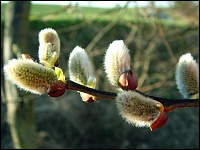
top-left (80, 92), bottom-right (95, 103)
top-left (118, 70), bottom-right (138, 91)
top-left (48, 80), bottom-right (66, 97)
top-left (22, 54), bottom-right (32, 59)
top-left (54, 59), bottom-right (59, 67)
top-left (150, 110), bottom-right (168, 131)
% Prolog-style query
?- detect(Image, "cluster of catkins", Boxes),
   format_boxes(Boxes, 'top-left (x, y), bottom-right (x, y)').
top-left (4, 28), bottom-right (199, 131)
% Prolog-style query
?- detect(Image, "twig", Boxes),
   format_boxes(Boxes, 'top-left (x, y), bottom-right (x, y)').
top-left (85, 20), bottom-right (117, 53)
top-left (134, 90), bottom-right (199, 112)
top-left (158, 22), bottom-right (177, 64)
top-left (139, 81), bottom-right (175, 93)
top-left (65, 79), bottom-right (199, 112)
top-left (66, 79), bottom-right (117, 100)
top-left (85, 2), bottom-right (130, 53)
top-left (137, 55), bottom-right (150, 89)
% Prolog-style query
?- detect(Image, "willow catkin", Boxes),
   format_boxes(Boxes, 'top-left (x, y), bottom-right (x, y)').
top-left (68, 46), bottom-right (96, 88)
top-left (4, 58), bottom-right (58, 95)
top-left (38, 28), bottom-right (60, 67)
top-left (104, 40), bottom-right (131, 86)
top-left (116, 90), bottom-right (164, 128)
top-left (175, 53), bottom-right (199, 98)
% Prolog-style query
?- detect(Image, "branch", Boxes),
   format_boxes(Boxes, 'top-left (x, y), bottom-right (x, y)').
top-left (65, 79), bottom-right (199, 112)
top-left (66, 79), bottom-right (117, 100)
top-left (134, 90), bottom-right (199, 112)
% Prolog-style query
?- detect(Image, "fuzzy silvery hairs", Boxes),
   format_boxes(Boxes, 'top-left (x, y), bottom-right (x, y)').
top-left (68, 46), bottom-right (96, 102)
top-left (104, 40), bottom-right (167, 130)
top-left (4, 28), bottom-right (66, 97)
top-left (175, 53), bottom-right (199, 99)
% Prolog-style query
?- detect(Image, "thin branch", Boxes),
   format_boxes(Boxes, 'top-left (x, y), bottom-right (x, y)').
top-left (158, 22), bottom-right (177, 64)
top-left (66, 79), bottom-right (117, 100)
top-left (65, 79), bottom-right (199, 112)
top-left (134, 90), bottom-right (199, 112)
top-left (139, 80), bottom-right (175, 93)
top-left (85, 2), bottom-right (129, 53)
top-left (85, 20), bottom-right (117, 53)
top-left (137, 55), bottom-right (150, 89)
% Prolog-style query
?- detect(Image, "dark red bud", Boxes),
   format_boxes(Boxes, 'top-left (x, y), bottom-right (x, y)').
top-left (150, 112), bottom-right (168, 131)
top-left (118, 70), bottom-right (138, 91)
top-left (48, 80), bottom-right (66, 97)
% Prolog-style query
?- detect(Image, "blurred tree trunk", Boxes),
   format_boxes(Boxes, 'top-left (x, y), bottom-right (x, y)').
top-left (3, 1), bottom-right (37, 149)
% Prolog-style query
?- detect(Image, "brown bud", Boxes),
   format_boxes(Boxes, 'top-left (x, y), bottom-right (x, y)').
top-left (22, 54), bottom-right (32, 59)
top-left (48, 80), bottom-right (66, 97)
top-left (118, 70), bottom-right (138, 91)
top-left (80, 92), bottom-right (95, 103)
top-left (54, 59), bottom-right (59, 67)
top-left (150, 111), bottom-right (168, 131)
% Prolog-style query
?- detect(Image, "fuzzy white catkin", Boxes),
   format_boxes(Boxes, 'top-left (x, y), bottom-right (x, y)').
top-left (175, 53), bottom-right (199, 98)
top-left (116, 90), bottom-right (162, 128)
top-left (68, 46), bottom-right (96, 88)
top-left (38, 28), bottom-right (60, 67)
top-left (104, 40), bottom-right (131, 86)
top-left (4, 58), bottom-right (58, 95)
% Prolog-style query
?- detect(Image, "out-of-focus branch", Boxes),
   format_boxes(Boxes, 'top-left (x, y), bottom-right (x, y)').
top-left (86, 1), bottom-right (130, 53)
top-left (85, 20), bottom-right (117, 53)
top-left (158, 22), bottom-right (177, 64)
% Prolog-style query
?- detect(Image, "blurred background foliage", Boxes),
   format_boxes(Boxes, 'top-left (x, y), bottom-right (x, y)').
top-left (1, 1), bottom-right (199, 149)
